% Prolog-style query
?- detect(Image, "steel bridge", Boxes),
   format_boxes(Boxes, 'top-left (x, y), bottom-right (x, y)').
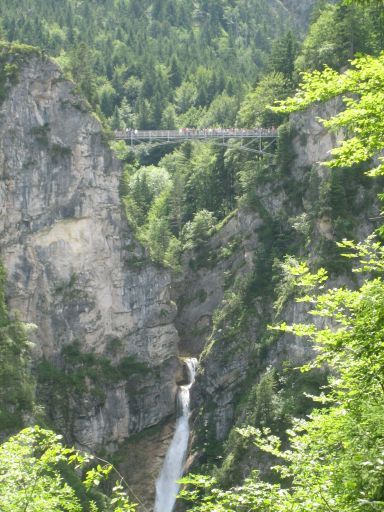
top-left (114, 128), bottom-right (278, 155)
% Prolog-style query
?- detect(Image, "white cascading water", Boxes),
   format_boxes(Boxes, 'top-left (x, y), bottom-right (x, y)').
top-left (154, 358), bottom-right (198, 512)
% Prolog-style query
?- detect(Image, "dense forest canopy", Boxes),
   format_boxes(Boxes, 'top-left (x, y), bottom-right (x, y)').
top-left (0, 0), bottom-right (382, 131)
top-left (0, 0), bottom-right (306, 129)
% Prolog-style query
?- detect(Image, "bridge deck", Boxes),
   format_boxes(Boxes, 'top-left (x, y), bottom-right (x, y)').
top-left (115, 128), bottom-right (277, 142)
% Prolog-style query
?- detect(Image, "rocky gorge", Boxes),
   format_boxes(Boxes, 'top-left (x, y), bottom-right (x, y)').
top-left (0, 49), bottom-right (381, 509)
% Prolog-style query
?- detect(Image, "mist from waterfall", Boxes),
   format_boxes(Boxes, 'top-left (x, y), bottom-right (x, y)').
top-left (153, 358), bottom-right (198, 512)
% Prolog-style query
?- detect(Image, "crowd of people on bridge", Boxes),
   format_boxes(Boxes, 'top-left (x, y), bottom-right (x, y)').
top-left (176, 127), bottom-right (276, 136)
top-left (117, 126), bottom-right (277, 137)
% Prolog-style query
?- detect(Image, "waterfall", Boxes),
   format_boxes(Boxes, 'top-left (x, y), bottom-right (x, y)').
top-left (154, 358), bottom-right (198, 512)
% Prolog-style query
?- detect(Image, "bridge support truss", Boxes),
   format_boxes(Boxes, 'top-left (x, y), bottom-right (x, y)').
top-left (114, 128), bottom-right (277, 155)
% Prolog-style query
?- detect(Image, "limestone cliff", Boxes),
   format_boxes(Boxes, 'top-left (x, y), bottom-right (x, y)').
top-left (0, 51), bottom-right (180, 506)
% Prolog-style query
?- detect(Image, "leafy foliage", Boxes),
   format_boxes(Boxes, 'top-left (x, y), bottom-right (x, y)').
top-left (0, 426), bottom-right (136, 511)
top-left (294, 3), bottom-right (369, 72)
top-left (182, 210), bottom-right (217, 250)
top-left (274, 53), bottom-right (384, 176)
top-left (237, 72), bottom-right (291, 128)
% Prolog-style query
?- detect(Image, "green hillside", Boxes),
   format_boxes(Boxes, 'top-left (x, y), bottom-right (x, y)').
top-left (0, 0), bottom-right (311, 128)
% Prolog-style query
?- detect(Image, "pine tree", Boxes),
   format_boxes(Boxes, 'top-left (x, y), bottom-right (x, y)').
top-left (169, 56), bottom-right (182, 88)
top-left (70, 42), bottom-right (97, 106)
top-left (269, 32), bottom-right (297, 80)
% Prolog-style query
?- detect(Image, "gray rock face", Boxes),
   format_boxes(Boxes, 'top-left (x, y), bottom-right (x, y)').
top-left (173, 210), bottom-right (263, 356)
top-left (0, 56), bottom-right (180, 456)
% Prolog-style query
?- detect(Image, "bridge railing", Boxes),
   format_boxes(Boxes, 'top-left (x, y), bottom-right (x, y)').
top-left (115, 128), bottom-right (277, 141)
